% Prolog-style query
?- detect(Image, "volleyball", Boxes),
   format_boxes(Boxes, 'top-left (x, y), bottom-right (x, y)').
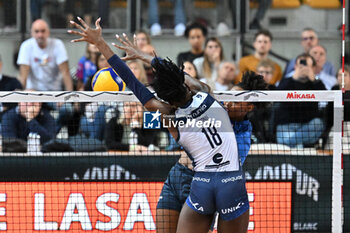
top-left (91, 67), bottom-right (126, 91)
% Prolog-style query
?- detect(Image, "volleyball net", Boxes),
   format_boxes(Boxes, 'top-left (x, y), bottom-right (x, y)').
top-left (0, 90), bottom-right (344, 233)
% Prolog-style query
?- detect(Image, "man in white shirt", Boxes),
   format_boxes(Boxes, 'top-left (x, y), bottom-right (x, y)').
top-left (17, 19), bottom-right (74, 135)
top-left (17, 19), bottom-right (73, 91)
top-left (201, 61), bottom-right (236, 91)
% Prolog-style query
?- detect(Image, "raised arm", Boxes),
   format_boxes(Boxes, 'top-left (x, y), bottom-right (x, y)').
top-left (68, 17), bottom-right (172, 113)
top-left (113, 33), bottom-right (213, 95)
top-left (113, 33), bottom-right (154, 65)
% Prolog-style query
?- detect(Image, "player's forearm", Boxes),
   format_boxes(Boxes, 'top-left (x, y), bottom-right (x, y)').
top-left (107, 54), bottom-right (154, 105)
top-left (95, 38), bottom-right (115, 61)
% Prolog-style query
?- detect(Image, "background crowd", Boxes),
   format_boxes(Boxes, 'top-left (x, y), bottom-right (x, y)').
top-left (0, 0), bottom-right (347, 152)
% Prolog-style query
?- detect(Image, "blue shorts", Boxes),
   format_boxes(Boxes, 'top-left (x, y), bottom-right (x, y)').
top-left (157, 162), bottom-right (195, 211)
top-left (186, 170), bottom-right (249, 221)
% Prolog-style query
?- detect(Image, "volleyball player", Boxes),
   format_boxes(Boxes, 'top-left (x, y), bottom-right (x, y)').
top-left (110, 28), bottom-right (262, 233)
top-left (106, 34), bottom-right (267, 233)
top-left (155, 72), bottom-right (267, 233)
top-left (69, 17), bottom-right (249, 233)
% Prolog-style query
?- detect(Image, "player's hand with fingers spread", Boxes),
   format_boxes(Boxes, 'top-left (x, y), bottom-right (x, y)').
top-left (113, 33), bottom-right (154, 64)
top-left (68, 17), bottom-right (103, 45)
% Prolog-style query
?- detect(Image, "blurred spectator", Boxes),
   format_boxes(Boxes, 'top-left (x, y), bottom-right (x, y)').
top-left (216, 0), bottom-right (235, 36)
top-left (17, 19), bottom-right (73, 91)
top-left (135, 30), bottom-right (152, 50)
top-left (3, 0), bottom-right (17, 31)
top-left (80, 52), bottom-right (114, 141)
top-left (249, 64), bottom-right (275, 143)
top-left (0, 55), bottom-right (23, 114)
top-left (105, 101), bottom-right (159, 152)
top-left (80, 102), bottom-right (112, 141)
top-left (283, 28), bottom-right (336, 78)
top-left (30, 0), bottom-right (45, 22)
top-left (238, 29), bottom-right (282, 84)
top-left (216, 0), bottom-right (272, 35)
top-left (309, 45), bottom-right (337, 90)
top-left (17, 19), bottom-right (74, 134)
top-left (65, 0), bottom-right (93, 28)
top-left (84, 52), bottom-right (109, 91)
top-left (202, 61), bottom-right (236, 91)
top-left (193, 37), bottom-right (224, 82)
top-left (140, 44), bottom-right (157, 83)
top-left (249, 0), bottom-right (272, 30)
top-left (335, 66), bottom-right (350, 120)
top-left (148, 0), bottom-right (186, 36)
top-left (275, 54), bottom-right (326, 148)
top-left (337, 65), bottom-right (350, 91)
top-left (126, 60), bottom-right (148, 85)
top-left (76, 43), bottom-right (98, 91)
top-left (256, 59), bottom-right (276, 89)
top-left (2, 100), bottom-right (56, 144)
top-left (183, 61), bottom-right (199, 80)
top-left (177, 22), bottom-right (207, 65)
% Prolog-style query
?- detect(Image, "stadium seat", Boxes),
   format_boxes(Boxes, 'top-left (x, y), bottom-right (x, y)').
top-left (110, 0), bottom-right (127, 8)
top-left (304, 0), bottom-right (341, 9)
top-left (194, 0), bottom-right (216, 8)
top-left (250, 0), bottom-right (300, 8)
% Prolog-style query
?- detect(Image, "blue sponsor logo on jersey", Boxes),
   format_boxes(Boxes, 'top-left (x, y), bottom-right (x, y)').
top-left (143, 110), bottom-right (161, 129)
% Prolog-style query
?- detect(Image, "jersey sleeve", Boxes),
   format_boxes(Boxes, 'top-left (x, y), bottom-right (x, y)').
top-left (233, 120), bottom-right (252, 165)
top-left (17, 40), bottom-right (31, 65)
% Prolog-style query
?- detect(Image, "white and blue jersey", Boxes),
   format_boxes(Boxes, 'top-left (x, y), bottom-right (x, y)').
top-left (174, 92), bottom-right (249, 220)
top-left (175, 92), bottom-right (239, 172)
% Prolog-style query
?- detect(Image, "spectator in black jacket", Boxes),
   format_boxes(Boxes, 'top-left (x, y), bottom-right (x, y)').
top-left (104, 101), bottom-right (159, 152)
top-left (275, 53), bottom-right (326, 148)
top-left (2, 99), bottom-right (56, 144)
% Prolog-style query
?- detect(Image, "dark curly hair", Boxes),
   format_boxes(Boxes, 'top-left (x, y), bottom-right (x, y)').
top-left (184, 22), bottom-right (208, 38)
top-left (237, 71), bottom-right (269, 108)
top-left (151, 57), bottom-right (188, 105)
top-left (237, 71), bottom-right (268, 91)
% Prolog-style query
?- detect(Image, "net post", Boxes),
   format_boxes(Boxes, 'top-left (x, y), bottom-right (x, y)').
top-left (332, 90), bottom-right (343, 233)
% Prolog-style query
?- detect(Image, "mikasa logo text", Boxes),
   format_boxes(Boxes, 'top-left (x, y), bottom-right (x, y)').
top-left (286, 92), bottom-right (315, 99)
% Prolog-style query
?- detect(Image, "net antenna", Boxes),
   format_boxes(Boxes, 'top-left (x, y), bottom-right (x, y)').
top-left (216, 90), bottom-right (343, 233)
top-left (342, 0), bottom-right (346, 93)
